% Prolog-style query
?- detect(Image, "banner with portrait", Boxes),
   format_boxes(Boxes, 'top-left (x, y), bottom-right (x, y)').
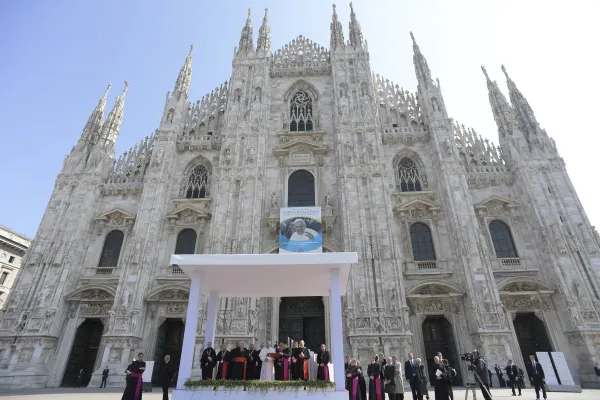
top-left (279, 207), bottom-right (322, 253)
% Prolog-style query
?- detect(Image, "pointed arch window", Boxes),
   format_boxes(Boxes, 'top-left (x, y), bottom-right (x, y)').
top-left (98, 230), bottom-right (124, 267)
top-left (410, 223), bottom-right (436, 261)
top-left (396, 157), bottom-right (425, 192)
top-left (290, 91), bottom-right (313, 132)
top-left (182, 164), bottom-right (210, 199)
top-left (489, 220), bottom-right (518, 258)
top-left (288, 170), bottom-right (315, 206)
top-left (175, 229), bottom-right (197, 254)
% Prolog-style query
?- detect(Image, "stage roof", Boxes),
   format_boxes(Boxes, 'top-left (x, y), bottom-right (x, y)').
top-left (170, 252), bottom-right (358, 297)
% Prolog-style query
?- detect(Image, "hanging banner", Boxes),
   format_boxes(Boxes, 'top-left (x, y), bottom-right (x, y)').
top-left (279, 207), bottom-right (322, 253)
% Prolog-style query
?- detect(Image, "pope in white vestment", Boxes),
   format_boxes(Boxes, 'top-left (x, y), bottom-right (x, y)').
top-left (259, 341), bottom-right (276, 381)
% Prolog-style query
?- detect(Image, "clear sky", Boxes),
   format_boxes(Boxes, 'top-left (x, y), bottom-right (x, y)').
top-left (1, 0), bottom-right (598, 238)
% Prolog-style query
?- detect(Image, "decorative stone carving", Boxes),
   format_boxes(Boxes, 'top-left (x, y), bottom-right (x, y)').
top-left (94, 209), bottom-right (136, 235)
top-left (358, 289), bottom-right (367, 313)
top-left (159, 290), bottom-right (189, 301)
top-left (248, 309), bottom-right (258, 334)
top-left (35, 286), bottom-right (50, 309)
top-left (503, 282), bottom-right (537, 292)
top-left (108, 348), bottom-right (123, 363)
top-left (413, 285), bottom-right (449, 295)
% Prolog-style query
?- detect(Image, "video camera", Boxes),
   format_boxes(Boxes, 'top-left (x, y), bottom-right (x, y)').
top-left (460, 352), bottom-right (477, 363)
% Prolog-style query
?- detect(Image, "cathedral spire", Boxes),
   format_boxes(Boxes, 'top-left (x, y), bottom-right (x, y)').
top-left (501, 64), bottom-right (541, 137)
top-left (410, 32), bottom-right (434, 89)
top-left (173, 45), bottom-right (193, 100)
top-left (80, 83), bottom-right (111, 145)
top-left (237, 8), bottom-right (254, 56)
top-left (256, 8), bottom-right (271, 55)
top-left (348, 2), bottom-right (365, 50)
top-left (99, 81), bottom-right (129, 151)
top-left (330, 4), bottom-right (345, 52)
top-left (481, 65), bottom-right (518, 138)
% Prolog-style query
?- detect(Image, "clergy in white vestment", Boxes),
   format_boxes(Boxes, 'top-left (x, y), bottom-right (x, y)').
top-left (259, 340), bottom-right (276, 381)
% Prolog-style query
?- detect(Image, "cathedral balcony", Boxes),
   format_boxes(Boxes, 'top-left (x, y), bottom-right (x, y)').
top-left (490, 257), bottom-right (538, 275)
top-left (176, 135), bottom-right (222, 152)
top-left (79, 267), bottom-right (122, 285)
top-left (156, 265), bottom-right (191, 284)
top-left (381, 126), bottom-right (429, 144)
top-left (404, 260), bottom-right (452, 278)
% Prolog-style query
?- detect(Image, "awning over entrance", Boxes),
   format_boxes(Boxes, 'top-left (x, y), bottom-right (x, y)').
top-left (169, 252), bottom-right (358, 396)
top-left (171, 253), bottom-right (355, 297)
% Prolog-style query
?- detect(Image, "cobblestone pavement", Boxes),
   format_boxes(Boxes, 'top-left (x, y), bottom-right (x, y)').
top-left (1, 387), bottom-right (600, 399)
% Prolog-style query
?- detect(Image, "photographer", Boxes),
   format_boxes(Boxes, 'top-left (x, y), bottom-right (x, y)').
top-left (462, 350), bottom-right (492, 400)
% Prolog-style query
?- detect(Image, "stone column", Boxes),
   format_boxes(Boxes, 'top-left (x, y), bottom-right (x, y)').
top-left (176, 272), bottom-right (203, 389)
top-left (329, 268), bottom-right (345, 391)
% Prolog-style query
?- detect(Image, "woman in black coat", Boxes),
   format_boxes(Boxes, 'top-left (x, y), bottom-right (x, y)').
top-left (368, 356), bottom-right (383, 400)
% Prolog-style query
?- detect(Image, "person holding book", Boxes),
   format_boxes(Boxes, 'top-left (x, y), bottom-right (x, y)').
top-left (258, 341), bottom-right (276, 381)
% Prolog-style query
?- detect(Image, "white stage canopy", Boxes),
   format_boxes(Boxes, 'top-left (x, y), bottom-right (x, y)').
top-left (169, 252), bottom-right (358, 398)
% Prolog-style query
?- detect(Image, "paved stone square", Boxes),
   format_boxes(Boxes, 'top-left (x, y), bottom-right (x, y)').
top-left (1, 388), bottom-right (600, 400)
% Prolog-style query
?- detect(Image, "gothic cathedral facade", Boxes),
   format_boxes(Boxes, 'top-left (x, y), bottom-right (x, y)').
top-left (1, 4), bottom-right (599, 389)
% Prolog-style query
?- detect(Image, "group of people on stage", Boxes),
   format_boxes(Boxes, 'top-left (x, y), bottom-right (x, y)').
top-left (199, 339), bottom-right (331, 382)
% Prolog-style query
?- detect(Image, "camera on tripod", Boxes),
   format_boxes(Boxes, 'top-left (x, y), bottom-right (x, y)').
top-left (460, 352), bottom-right (476, 363)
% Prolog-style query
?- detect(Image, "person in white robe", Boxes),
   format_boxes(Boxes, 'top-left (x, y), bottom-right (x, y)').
top-left (259, 340), bottom-right (276, 381)
top-left (290, 219), bottom-right (318, 241)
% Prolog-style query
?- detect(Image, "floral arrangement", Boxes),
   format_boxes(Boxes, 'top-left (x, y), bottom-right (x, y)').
top-left (184, 379), bottom-right (335, 395)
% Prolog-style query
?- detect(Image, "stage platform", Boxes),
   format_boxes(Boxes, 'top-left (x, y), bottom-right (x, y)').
top-left (169, 252), bottom-right (358, 399)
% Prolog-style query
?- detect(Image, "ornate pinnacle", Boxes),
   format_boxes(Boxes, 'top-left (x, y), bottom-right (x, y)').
top-left (237, 8), bottom-right (254, 55)
top-left (257, 8), bottom-right (271, 54)
top-left (174, 46), bottom-right (193, 97)
top-left (481, 65), bottom-right (490, 80)
top-left (348, 1), bottom-right (364, 49)
top-left (330, 3), bottom-right (345, 51)
top-left (410, 32), bottom-right (433, 87)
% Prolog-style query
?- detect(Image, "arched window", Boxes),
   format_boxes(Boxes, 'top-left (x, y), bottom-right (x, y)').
top-left (288, 170), bottom-right (315, 206)
top-left (397, 157), bottom-right (424, 192)
top-left (410, 223), bottom-right (436, 261)
top-left (182, 164), bottom-right (210, 199)
top-left (290, 91), bottom-right (313, 132)
top-left (489, 220), bottom-right (518, 258)
top-left (175, 229), bottom-right (197, 254)
top-left (98, 230), bottom-right (124, 267)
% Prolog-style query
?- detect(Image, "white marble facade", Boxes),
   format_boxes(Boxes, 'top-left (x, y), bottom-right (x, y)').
top-left (0, 226), bottom-right (30, 312)
top-left (1, 4), bottom-right (600, 390)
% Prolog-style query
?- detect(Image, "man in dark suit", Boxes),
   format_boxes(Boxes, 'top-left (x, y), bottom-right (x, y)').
top-left (506, 359), bottom-right (521, 396)
top-left (100, 366), bottom-right (109, 388)
top-left (526, 355), bottom-right (547, 400)
top-left (161, 355), bottom-right (174, 400)
top-left (594, 361), bottom-right (600, 377)
top-left (405, 352), bottom-right (419, 400)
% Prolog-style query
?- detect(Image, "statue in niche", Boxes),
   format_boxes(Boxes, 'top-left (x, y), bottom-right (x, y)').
top-left (443, 137), bottom-right (453, 156)
top-left (237, 298), bottom-right (245, 316)
top-left (388, 285), bottom-right (397, 311)
top-left (358, 289), bottom-right (367, 313)
top-left (36, 286), bottom-right (50, 309)
top-left (270, 192), bottom-right (278, 209)
top-left (120, 285), bottom-right (130, 314)
top-left (248, 309), bottom-right (257, 334)
top-left (324, 193), bottom-right (332, 208)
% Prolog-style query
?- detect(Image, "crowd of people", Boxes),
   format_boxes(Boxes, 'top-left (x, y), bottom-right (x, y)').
top-left (115, 339), bottom-right (581, 400)
top-left (199, 339), bottom-right (330, 382)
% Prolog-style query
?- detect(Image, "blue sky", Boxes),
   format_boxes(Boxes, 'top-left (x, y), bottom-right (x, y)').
top-left (1, 0), bottom-right (599, 238)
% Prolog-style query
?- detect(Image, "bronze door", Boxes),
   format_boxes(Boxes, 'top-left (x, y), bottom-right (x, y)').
top-left (278, 297), bottom-right (325, 352)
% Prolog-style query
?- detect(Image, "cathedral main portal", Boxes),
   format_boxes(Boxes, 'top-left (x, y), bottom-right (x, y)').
top-left (152, 319), bottom-right (184, 386)
top-left (513, 313), bottom-right (552, 362)
top-left (61, 319), bottom-right (104, 387)
top-left (421, 316), bottom-right (463, 386)
top-left (278, 297), bottom-right (325, 351)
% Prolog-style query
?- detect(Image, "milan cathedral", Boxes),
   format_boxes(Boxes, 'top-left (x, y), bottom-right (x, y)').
top-left (1, 3), bottom-right (599, 389)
